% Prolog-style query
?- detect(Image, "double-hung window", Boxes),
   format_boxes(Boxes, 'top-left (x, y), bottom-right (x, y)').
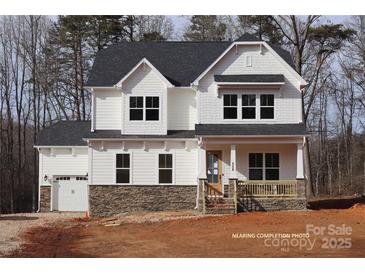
top-left (130, 96), bottom-right (143, 120)
top-left (223, 94), bottom-right (237, 119)
top-left (116, 154), bottom-right (130, 184)
top-left (265, 153), bottom-right (280, 180)
top-left (159, 154), bottom-right (173, 184)
top-left (242, 94), bottom-right (256, 119)
top-left (248, 153), bottom-right (280, 180)
top-left (249, 153), bottom-right (263, 180)
top-left (146, 96), bottom-right (159, 121)
top-left (260, 94), bottom-right (274, 119)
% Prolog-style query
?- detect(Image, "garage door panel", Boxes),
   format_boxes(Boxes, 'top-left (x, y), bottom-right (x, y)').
top-left (53, 178), bottom-right (88, 211)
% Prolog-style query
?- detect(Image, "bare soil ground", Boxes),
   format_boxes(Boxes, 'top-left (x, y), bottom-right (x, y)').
top-left (0, 212), bottom-right (84, 257)
top-left (7, 197), bottom-right (365, 258)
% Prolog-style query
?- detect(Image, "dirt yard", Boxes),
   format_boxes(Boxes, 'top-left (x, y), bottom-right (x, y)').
top-left (5, 197), bottom-right (365, 258)
top-left (0, 212), bottom-right (84, 257)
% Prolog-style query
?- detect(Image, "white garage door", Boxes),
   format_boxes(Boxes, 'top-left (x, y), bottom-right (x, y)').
top-left (52, 176), bottom-right (88, 211)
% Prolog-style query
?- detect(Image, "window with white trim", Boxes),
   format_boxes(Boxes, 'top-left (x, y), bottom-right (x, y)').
top-left (242, 94), bottom-right (256, 119)
top-left (223, 94), bottom-right (237, 119)
top-left (130, 96), bottom-right (143, 120)
top-left (159, 154), bottom-right (173, 184)
top-left (248, 153), bottom-right (280, 180)
top-left (145, 96), bottom-right (159, 121)
top-left (260, 94), bottom-right (274, 119)
top-left (265, 153), bottom-right (280, 180)
top-left (116, 154), bottom-right (130, 184)
top-left (249, 153), bottom-right (263, 180)
top-left (55, 177), bottom-right (70, 181)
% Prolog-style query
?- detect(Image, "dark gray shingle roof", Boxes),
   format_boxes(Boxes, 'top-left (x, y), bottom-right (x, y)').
top-left (86, 34), bottom-right (294, 87)
top-left (195, 123), bottom-right (307, 136)
top-left (35, 121), bottom-right (90, 146)
top-left (214, 74), bottom-right (285, 83)
top-left (35, 121), bottom-right (196, 146)
top-left (83, 130), bottom-right (196, 139)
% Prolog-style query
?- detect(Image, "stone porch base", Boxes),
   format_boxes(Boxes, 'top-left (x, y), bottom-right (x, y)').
top-left (238, 197), bottom-right (307, 212)
top-left (89, 185), bottom-right (197, 216)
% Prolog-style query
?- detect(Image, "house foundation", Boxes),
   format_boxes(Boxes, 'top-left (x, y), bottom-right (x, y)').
top-left (40, 186), bottom-right (51, 212)
top-left (89, 185), bottom-right (197, 216)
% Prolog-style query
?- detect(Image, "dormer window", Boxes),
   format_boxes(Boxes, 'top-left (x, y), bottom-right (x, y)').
top-left (129, 96), bottom-right (160, 121)
top-left (146, 96), bottom-right (159, 121)
top-left (130, 96), bottom-right (144, 120)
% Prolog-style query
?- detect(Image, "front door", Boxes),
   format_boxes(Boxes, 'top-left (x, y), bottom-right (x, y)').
top-left (206, 151), bottom-right (222, 193)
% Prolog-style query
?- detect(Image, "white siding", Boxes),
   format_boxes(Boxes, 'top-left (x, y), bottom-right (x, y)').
top-left (39, 148), bottom-right (88, 185)
top-left (91, 141), bottom-right (197, 185)
top-left (122, 65), bottom-right (167, 135)
top-left (167, 88), bottom-right (197, 130)
top-left (206, 143), bottom-right (297, 184)
top-left (198, 44), bottom-right (302, 124)
top-left (94, 88), bottom-right (122, 130)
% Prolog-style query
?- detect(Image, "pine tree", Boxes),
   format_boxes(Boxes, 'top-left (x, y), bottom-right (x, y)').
top-left (184, 16), bottom-right (226, 41)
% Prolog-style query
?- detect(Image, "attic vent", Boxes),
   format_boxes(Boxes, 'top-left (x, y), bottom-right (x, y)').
top-left (245, 56), bottom-right (252, 67)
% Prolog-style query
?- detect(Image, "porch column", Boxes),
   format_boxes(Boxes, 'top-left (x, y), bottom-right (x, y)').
top-left (198, 140), bottom-right (207, 179)
top-left (296, 143), bottom-right (304, 179)
top-left (230, 144), bottom-right (237, 179)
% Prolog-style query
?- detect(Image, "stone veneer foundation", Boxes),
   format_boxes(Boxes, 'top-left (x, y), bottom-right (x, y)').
top-left (89, 185), bottom-right (197, 216)
top-left (40, 185), bottom-right (51, 212)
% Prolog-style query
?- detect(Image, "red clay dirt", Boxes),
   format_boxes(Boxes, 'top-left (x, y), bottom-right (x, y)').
top-left (10, 198), bottom-right (365, 258)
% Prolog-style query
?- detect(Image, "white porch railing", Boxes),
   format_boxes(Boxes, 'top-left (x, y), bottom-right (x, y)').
top-left (237, 180), bottom-right (297, 198)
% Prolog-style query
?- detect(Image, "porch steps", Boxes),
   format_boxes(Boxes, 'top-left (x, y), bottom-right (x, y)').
top-left (205, 197), bottom-right (236, 215)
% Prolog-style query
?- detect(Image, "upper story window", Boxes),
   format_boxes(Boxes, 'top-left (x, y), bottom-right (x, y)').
top-left (260, 94), bottom-right (274, 119)
top-left (223, 94), bottom-right (237, 119)
top-left (129, 96), bottom-right (160, 121)
top-left (146, 96), bottom-right (159, 121)
top-left (242, 94), bottom-right (256, 119)
top-left (130, 96), bottom-right (143, 120)
top-left (116, 154), bottom-right (130, 184)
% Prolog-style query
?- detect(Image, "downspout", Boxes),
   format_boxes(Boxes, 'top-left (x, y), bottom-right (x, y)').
top-left (36, 148), bottom-right (42, 212)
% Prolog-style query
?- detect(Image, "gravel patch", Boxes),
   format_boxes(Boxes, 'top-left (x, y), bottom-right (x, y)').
top-left (0, 212), bottom-right (84, 257)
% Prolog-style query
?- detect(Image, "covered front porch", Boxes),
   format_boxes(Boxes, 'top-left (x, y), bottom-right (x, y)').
top-left (197, 135), bottom-right (307, 213)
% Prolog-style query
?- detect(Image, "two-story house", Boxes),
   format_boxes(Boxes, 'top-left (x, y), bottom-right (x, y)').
top-left (35, 34), bottom-right (308, 216)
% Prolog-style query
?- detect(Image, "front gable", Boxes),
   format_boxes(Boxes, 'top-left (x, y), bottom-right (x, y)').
top-left (194, 42), bottom-right (306, 88)
top-left (116, 58), bottom-right (174, 90)
top-left (120, 58), bottom-right (169, 135)
top-left (196, 43), bottom-right (305, 125)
